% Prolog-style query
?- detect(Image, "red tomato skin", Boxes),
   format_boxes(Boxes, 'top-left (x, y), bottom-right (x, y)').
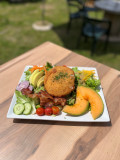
top-left (45, 107), bottom-right (53, 116)
top-left (52, 106), bottom-right (60, 115)
top-left (36, 108), bottom-right (45, 116)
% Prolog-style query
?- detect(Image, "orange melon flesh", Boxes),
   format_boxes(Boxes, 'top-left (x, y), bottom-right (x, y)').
top-left (63, 87), bottom-right (89, 116)
top-left (79, 86), bottom-right (104, 119)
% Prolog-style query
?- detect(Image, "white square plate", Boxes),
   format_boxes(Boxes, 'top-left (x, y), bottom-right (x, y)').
top-left (7, 66), bottom-right (110, 122)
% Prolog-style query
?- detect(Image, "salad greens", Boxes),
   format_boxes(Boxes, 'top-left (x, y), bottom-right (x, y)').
top-left (13, 62), bottom-right (102, 115)
top-left (24, 70), bottom-right (32, 81)
top-left (15, 90), bottom-right (38, 114)
top-left (34, 86), bottom-right (45, 93)
top-left (15, 90), bottom-right (31, 104)
top-left (45, 62), bottom-right (53, 71)
top-left (72, 67), bottom-right (79, 73)
top-left (72, 67), bottom-right (81, 87)
top-left (85, 77), bottom-right (100, 90)
top-left (24, 62), bottom-right (53, 81)
top-left (72, 67), bottom-right (100, 91)
top-left (66, 67), bottom-right (101, 105)
top-left (66, 91), bottom-right (76, 105)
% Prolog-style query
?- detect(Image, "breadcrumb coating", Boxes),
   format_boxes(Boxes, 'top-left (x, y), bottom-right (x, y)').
top-left (44, 66), bottom-right (75, 97)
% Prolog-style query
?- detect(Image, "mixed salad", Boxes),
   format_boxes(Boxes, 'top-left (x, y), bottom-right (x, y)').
top-left (13, 62), bottom-right (101, 117)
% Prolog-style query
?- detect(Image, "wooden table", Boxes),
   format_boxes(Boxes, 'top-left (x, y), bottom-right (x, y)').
top-left (0, 42), bottom-right (120, 160)
top-left (95, 0), bottom-right (120, 41)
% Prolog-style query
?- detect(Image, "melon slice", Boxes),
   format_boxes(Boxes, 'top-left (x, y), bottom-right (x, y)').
top-left (79, 86), bottom-right (104, 119)
top-left (63, 87), bottom-right (89, 116)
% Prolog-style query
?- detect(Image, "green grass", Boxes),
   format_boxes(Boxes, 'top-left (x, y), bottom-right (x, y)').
top-left (0, 0), bottom-right (120, 70)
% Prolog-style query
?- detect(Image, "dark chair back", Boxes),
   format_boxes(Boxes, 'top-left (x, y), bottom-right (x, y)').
top-left (77, 16), bottom-right (112, 55)
top-left (66, 0), bottom-right (84, 14)
top-left (82, 17), bottom-right (112, 37)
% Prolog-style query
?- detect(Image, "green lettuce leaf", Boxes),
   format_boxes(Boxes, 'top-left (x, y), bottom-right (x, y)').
top-left (72, 67), bottom-right (79, 73)
top-left (45, 62), bottom-right (53, 71)
top-left (85, 77), bottom-right (100, 90)
top-left (15, 90), bottom-right (31, 103)
top-left (15, 90), bottom-right (37, 114)
top-left (66, 91), bottom-right (76, 105)
top-left (34, 86), bottom-right (45, 93)
top-left (24, 69), bottom-right (31, 81)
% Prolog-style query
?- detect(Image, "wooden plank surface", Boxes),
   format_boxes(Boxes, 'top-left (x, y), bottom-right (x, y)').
top-left (0, 42), bottom-right (120, 160)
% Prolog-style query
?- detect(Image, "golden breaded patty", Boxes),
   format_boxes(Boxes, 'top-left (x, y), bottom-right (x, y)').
top-left (44, 66), bottom-right (75, 97)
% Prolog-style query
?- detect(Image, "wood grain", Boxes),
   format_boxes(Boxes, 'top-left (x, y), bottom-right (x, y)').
top-left (0, 42), bottom-right (120, 160)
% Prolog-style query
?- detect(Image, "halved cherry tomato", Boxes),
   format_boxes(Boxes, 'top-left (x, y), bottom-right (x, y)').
top-left (36, 107), bottom-right (45, 116)
top-left (52, 106), bottom-right (60, 115)
top-left (45, 107), bottom-right (53, 116)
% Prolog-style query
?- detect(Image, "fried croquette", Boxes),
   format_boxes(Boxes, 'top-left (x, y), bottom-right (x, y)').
top-left (44, 66), bottom-right (75, 97)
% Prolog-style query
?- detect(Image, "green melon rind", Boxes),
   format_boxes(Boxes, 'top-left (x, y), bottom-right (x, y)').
top-left (63, 102), bottom-right (89, 116)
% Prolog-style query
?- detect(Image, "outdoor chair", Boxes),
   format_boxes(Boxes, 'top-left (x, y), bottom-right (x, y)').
top-left (66, 0), bottom-right (98, 32)
top-left (77, 17), bottom-right (112, 56)
top-left (66, 0), bottom-right (86, 32)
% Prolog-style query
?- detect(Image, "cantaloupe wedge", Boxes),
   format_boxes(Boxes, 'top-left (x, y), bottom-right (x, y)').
top-left (78, 86), bottom-right (104, 119)
top-left (63, 86), bottom-right (104, 119)
top-left (63, 87), bottom-right (89, 116)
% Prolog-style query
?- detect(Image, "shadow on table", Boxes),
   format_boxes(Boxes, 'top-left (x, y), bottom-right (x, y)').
top-left (13, 119), bottom-right (112, 127)
top-left (52, 22), bottom-right (120, 56)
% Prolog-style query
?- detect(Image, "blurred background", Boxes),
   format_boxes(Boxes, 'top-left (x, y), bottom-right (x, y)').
top-left (0, 0), bottom-right (120, 70)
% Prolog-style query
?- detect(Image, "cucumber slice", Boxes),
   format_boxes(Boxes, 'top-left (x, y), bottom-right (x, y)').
top-left (13, 103), bottom-right (24, 115)
top-left (23, 103), bottom-right (32, 115)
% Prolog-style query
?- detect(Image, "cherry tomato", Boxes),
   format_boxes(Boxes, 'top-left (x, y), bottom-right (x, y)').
top-left (36, 107), bottom-right (45, 116)
top-left (52, 106), bottom-right (60, 115)
top-left (45, 107), bottom-right (53, 116)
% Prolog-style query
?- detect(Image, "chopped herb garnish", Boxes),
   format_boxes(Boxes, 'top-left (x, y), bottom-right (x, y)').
top-left (54, 72), bottom-right (69, 81)
top-left (45, 62), bottom-right (53, 71)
